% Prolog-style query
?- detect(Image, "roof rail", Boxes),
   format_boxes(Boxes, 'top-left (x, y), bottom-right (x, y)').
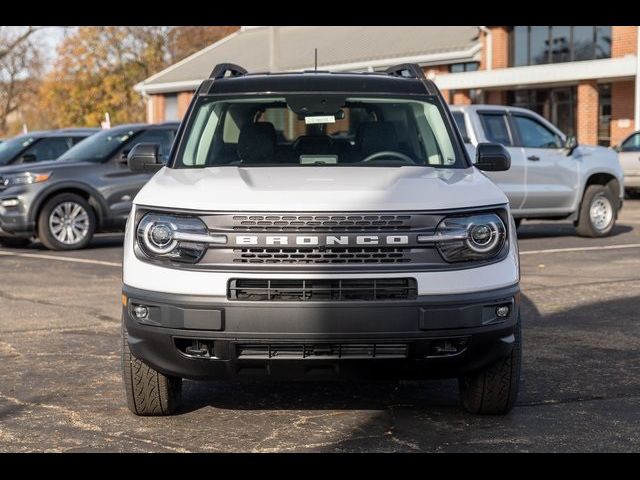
top-left (384, 63), bottom-right (426, 80)
top-left (209, 63), bottom-right (247, 80)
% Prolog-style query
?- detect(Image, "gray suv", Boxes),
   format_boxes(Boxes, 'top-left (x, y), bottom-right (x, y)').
top-left (0, 128), bottom-right (99, 166)
top-left (0, 123), bottom-right (178, 250)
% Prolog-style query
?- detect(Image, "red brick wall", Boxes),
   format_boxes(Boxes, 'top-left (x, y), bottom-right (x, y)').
top-left (612, 26), bottom-right (637, 57)
top-left (485, 90), bottom-right (506, 105)
top-left (577, 80), bottom-right (599, 145)
top-left (452, 90), bottom-right (471, 105)
top-left (177, 92), bottom-right (194, 118)
top-left (488, 26), bottom-right (510, 69)
top-left (149, 95), bottom-right (165, 123)
top-left (611, 80), bottom-right (635, 146)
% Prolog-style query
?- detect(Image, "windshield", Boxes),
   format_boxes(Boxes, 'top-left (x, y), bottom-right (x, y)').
top-left (175, 96), bottom-right (464, 168)
top-left (0, 135), bottom-right (37, 165)
top-left (57, 128), bottom-right (139, 163)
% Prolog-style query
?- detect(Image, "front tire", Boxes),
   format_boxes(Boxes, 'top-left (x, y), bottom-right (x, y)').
top-left (122, 324), bottom-right (182, 416)
top-left (459, 314), bottom-right (522, 414)
top-left (576, 184), bottom-right (617, 238)
top-left (37, 193), bottom-right (96, 250)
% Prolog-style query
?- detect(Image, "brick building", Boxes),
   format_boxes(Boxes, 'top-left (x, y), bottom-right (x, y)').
top-left (135, 26), bottom-right (640, 147)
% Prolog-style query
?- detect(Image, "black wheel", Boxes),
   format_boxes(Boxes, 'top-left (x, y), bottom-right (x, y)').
top-left (122, 323), bottom-right (182, 416)
top-left (0, 237), bottom-right (31, 248)
top-left (514, 218), bottom-right (522, 229)
top-left (37, 193), bottom-right (96, 250)
top-left (459, 314), bottom-right (521, 414)
top-left (576, 184), bottom-right (617, 238)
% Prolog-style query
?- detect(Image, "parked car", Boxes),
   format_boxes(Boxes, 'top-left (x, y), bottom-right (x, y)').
top-left (450, 105), bottom-right (623, 237)
top-left (0, 128), bottom-right (99, 167)
top-left (613, 131), bottom-right (640, 198)
top-left (0, 122), bottom-right (178, 249)
top-left (121, 63), bottom-right (521, 416)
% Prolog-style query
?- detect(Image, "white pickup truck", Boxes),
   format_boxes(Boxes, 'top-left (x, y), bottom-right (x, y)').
top-left (450, 105), bottom-right (623, 237)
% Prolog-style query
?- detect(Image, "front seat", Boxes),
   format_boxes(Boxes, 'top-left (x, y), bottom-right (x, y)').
top-left (356, 121), bottom-right (400, 158)
top-left (237, 122), bottom-right (277, 164)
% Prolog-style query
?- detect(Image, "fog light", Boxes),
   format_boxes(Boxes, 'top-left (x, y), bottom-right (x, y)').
top-left (133, 305), bottom-right (149, 319)
top-left (1, 198), bottom-right (20, 208)
top-left (496, 305), bottom-right (510, 318)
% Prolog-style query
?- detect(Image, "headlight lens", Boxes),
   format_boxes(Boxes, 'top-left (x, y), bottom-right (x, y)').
top-left (432, 213), bottom-right (507, 262)
top-left (136, 213), bottom-right (226, 263)
top-left (0, 172), bottom-right (50, 188)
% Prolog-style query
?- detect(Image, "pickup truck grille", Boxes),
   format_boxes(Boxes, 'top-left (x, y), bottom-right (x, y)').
top-left (228, 278), bottom-right (418, 301)
top-left (236, 343), bottom-right (409, 359)
top-left (232, 247), bottom-right (411, 264)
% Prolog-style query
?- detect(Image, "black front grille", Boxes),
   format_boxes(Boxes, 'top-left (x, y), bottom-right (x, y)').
top-left (236, 343), bottom-right (409, 359)
top-left (232, 247), bottom-right (412, 264)
top-left (229, 214), bottom-right (413, 232)
top-left (228, 278), bottom-right (418, 301)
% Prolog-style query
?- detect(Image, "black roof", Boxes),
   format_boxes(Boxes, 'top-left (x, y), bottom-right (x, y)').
top-left (201, 64), bottom-right (438, 96)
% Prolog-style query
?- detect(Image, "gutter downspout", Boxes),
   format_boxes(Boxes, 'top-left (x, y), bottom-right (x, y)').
top-left (635, 26), bottom-right (640, 131)
top-left (479, 26), bottom-right (492, 71)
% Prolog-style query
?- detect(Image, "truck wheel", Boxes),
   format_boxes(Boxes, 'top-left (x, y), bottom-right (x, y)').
top-left (0, 237), bottom-right (31, 248)
top-left (576, 185), bottom-right (617, 238)
top-left (458, 314), bottom-right (521, 414)
top-left (122, 324), bottom-right (182, 416)
top-left (37, 193), bottom-right (96, 250)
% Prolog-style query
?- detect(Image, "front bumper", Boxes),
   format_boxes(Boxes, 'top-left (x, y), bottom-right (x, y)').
top-left (123, 283), bottom-right (520, 381)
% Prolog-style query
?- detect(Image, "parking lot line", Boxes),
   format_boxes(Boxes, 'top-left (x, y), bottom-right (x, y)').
top-left (0, 250), bottom-right (122, 267)
top-left (520, 243), bottom-right (640, 255)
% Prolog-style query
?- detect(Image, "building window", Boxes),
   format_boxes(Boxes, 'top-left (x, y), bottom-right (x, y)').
top-left (510, 26), bottom-right (611, 67)
top-left (449, 62), bottom-right (479, 73)
top-left (598, 83), bottom-right (612, 146)
top-left (164, 94), bottom-right (178, 121)
top-left (507, 87), bottom-right (576, 137)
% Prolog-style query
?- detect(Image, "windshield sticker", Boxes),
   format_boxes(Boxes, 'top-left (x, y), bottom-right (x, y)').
top-left (304, 115), bottom-right (336, 125)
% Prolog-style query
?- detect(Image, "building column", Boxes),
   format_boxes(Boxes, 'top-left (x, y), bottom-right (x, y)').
top-left (452, 90), bottom-right (471, 105)
top-left (485, 90), bottom-right (506, 105)
top-left (611, 81), bottom-right (636, 146)
top-left (177, 92), bottom-right (194, 119)
top-left (149, 95), bottom-right (165, 124)
top-left (577, 80), bottom-right (599, 145)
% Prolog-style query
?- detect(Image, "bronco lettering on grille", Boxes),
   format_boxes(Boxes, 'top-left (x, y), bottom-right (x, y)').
top-left (233, 235), bottom-right (409, 247)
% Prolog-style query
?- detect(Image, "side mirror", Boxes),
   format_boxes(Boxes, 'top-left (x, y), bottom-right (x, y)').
top-left (564, 135), bottom-right (578, 156)
top-left (118, 149), bottom-right (131, 164)
top-left (127, 143), bottom-right (163, 173)
top-left (475, 143), bottom-right (510, 171)
top-left (21, 153), bottom-right (37, 163)
top-left (611, 144), bottom-right (621, 153)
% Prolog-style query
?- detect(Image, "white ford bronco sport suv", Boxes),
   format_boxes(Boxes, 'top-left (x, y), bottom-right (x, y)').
top-left (121, 63), bottom-right (521, 416)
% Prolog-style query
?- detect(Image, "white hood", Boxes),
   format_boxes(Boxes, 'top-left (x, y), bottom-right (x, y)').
top-left (133, 166), bottom-right (508, 212)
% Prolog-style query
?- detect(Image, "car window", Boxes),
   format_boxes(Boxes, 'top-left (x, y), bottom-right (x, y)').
top-left (0, 134), bottom-right (37, 165)
top-left (128, 129), bottom-right (176, 163)
top-left (20, 137), bottom-right (73, 163)
top-left (71, 136), bottom-right (90, 146)
top-left (452, 112), bottom-right (469, 142)
top-left (479, 113), bottom-right (512, 146)
top-left (512, 115), bottom-right (563, 149)
top-left (621, 133), bottom-right (640, 152)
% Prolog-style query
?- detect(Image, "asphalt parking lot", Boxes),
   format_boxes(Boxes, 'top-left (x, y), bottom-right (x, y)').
top-left (1, 201), bottom-right (639, 452)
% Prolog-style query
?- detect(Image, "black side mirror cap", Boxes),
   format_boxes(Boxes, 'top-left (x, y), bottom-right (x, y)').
top-left (128, 143), bottom-right (163, 173)
top-left (475, 143), bottom-right (511, 171)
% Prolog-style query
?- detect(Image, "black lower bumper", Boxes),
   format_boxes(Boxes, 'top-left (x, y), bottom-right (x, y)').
top-left (123, 284), bottom-right (520, 381)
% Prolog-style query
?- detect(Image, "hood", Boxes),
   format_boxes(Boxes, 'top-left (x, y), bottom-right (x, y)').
top-left (0, 160), bottom-right (93, 175)
top-left (134, 166), bottom-right (508, 212)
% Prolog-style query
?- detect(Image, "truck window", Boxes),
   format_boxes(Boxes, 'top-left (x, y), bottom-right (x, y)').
top-left (512, 115), bottom-right (563, 149)
top-left (478, 113), bottom-right (512, 146)
top-left (452, 112), bottom-right (469, 142)
top-left (621, 133), bottom-right (640, 152)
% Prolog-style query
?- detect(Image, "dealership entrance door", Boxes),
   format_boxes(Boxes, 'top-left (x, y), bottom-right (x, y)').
top-left (507, 87), bottom-right (576, 137)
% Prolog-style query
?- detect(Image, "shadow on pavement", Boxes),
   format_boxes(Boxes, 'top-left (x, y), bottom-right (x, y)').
top-left (516, 223), bottom-right (633, 240)
top-left (177, 292), bottom-right (640, 416)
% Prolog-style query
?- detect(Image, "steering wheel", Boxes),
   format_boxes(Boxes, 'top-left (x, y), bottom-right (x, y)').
top-left (361, 151), bottom-right (416, 164)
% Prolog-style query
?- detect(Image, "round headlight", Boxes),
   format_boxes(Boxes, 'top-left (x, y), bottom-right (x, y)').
top-left (467, 221), bottom-right (500, 253)
top-left (143, 221), bottom-right (177, 254)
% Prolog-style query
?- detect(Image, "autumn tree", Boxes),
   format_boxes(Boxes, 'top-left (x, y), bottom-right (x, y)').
top-left (38, 26), bottom-right (169, 128)
top-left (0, 26), bottom-right (44, 136)
top-left (167, 26), bottom-right (239, 62)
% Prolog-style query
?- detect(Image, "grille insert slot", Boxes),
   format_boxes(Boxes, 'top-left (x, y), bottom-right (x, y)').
top-left (232, 247), bottom-right (412, 264)
top-left (236, 343), bottom-right (409, 359)
top-left (230, 214), bottom-right (414, 232)
top-left (228, 278), bottom-right (418, 302)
